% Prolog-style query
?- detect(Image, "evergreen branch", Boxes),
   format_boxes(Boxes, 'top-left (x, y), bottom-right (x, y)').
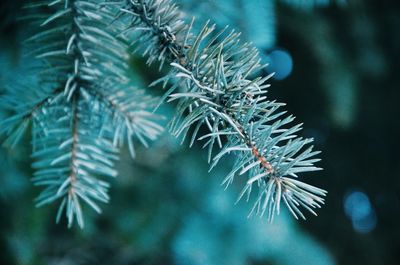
top-left (118, 0), bottom-right (326, 221)
top-left (32, 97), bottom-right (118, 228)
top-left (1, 0), bottom-right (163, 227)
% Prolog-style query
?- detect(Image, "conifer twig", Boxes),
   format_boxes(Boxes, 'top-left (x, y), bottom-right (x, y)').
top-left (0, 0), bottom-right (163, 227)
top-left (117, 0), bottom-right (327, 221)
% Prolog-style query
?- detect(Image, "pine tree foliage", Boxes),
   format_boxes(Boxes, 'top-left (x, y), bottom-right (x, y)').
top-left (0, 0), bottom-right (162, 227)
top-left (116, 0), bottom-right (327, 221)
top-left (0, 0), bottom-right (327, 227)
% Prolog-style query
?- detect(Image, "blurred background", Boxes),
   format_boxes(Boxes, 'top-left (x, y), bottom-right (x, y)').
top-left (1, 0), bottom-right (399, 264)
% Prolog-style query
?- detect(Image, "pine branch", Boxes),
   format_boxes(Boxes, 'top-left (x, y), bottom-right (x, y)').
top-left (32, 96), bottom-right (118, 228)
top-left (117, 0), bottom-right (327, 221)
top-left (1, 0), bottom-right (163, 227)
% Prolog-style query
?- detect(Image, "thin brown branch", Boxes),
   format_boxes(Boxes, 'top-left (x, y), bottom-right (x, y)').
top-left (68, 96), bottom-right (79, 196)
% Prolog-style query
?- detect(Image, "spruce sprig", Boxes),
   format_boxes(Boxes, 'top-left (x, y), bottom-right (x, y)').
top-left (117, 0), bottom-right (327, 221)
top-left (0, 0), bottom-right (163, 227)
